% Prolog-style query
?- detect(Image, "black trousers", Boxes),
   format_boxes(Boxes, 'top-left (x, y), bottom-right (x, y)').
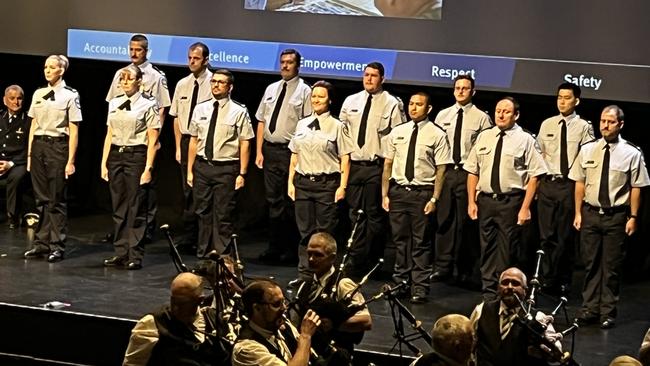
top-left (435, 167), bottom-right (478, 276)
top-left (580, 205), bottom-right (627, 320)
top-left (107, 146), bottom-right (148, 262)
top-left (2, 163), bottom-right (28, 219)
top-left (537, 178), bottom-right (576, 287)
top-left (193, 159), bottom-right (238, 257)
top-left (347, 161), bottom-right (385, 266)
top-left (179, 135), bottom-right (197, 241)
top-left (389, 184), bottom-right (434, 296)
top-left (262, 142), bottom-right (298, 256)
top-left (294, 173), bottom-right (339, 278)
top-left (477, 192), bottom-right (525, 296)
top-left (30, 137), bottom-right (68, 252)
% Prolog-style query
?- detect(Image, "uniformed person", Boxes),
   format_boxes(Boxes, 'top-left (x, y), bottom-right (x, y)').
top-left (465, 97), bottom-right (547, 297)
top-left (101, 65), bottom-right (161, 270)
top-left (255, 49), bottom-right (312, 265)
top-left (433, 75), bottom-right (492, 284)
top-left (570, 105), bottom-right (650, 329)
top-left (288, 80), bottom-right (354, 280)
top-left (382, 92), bottom-right (452, 303)
top-left (1, 85), bottom-right (30, 228)
top-left (24, 55), bottom-right (82, 263)
top-left (170, 42), bottom-right (213, 248)
top-left (187, 69), bottom-right (254, 258)
top-left (106, 34), bottom-right (171, 243)
top-left (339, 62), bottom-right (406, 274)
top-left (537, 82), bottom-right (594, 295)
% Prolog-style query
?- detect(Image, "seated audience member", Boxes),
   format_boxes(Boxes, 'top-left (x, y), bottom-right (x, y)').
top-left (123, 272), bottom-right (231, 366)
top-left (639, 327), bottom-right (650, 365)
top-left (412, 314), bottom-right (474, 366)
top-left (609, 355), bottom-right (642, 366)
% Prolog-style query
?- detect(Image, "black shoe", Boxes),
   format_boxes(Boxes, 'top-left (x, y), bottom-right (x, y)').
top-left (8, 217), bottom-right (19, 229)
top-left (430, 271), bottom-right (452, 282)
top-left (409, 295), bottom-right (428, 304)
top-left (600, 318), bottom-right (616, 329)
top-left (47, 250), bottom-right (64, 263)
top-left (24, 248), bottom-right (50, 259)
top-left (574, 311), bottom-right (599, 326)
top-left (126, 261), bottom-right (142, 270)
top-left (104, 256), bottom-right (127, 267)
top-left (101, 233), bottom-right (114, 244)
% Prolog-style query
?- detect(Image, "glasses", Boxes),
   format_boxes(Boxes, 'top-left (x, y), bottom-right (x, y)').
top-left (210, 80), bottom-right (230, 86)
top-left (259, 298), bottom-right (288, 309)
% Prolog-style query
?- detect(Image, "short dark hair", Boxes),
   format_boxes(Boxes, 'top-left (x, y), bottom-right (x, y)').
top-left (557, 82), bottom-right (581, 98)
top-left (603, 105), bottom-right (624, 122)
top-left (499, 96), bottom-right (520, 114)
top-left (280, 49), bottom-right (301, 65)
top-left (365, 62), bottom-right (385, 77)
top-left (242, 279), bottom-right (280, 316)
top-left (190, 42), bottom-right (210, 59)
top-left (412, 91), bottom-right (432, 106)
top-left (312, 80), bottom-right (335, 102)
top-left (214, 68), bottom-right (234, 84)
top-left (130, 34), bottom-right (149, 49)
top-left (454, 74), bottom-right (475, 90)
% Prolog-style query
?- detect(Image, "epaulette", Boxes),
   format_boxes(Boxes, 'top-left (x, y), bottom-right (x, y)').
top-left (64, 86), bottom-right (78, 93)
top-left (624, 140), bottom-right (643, 152)
top-left (142, 94), bottom-right (156, 101)
top-left (580, 138), bottom-right (598, 147)
top-left (232, 100), bottom-right (247, 109)
top-left (521, 127), bottom-right (537, 139)
top-left (151, 64), bottom-right (166, 76)
top-left (115, 94), bottom-right (125, 98)
top-left (431, 121), bottom-right (447, 133)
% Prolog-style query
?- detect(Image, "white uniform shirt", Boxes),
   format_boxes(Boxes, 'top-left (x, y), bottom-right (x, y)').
top-left (340, 89), bottom-right (406, 161)
top-left (256, 76), bottom-right (312, 144)
top-left (106, 61), bottom-right (171, 108)
top-left (464, 124), bottom-right (547, 193)
top-left (107, 92), bottom-right (160, 146)
top-left (434, 102), bottom-right (492, 164)
top-left (537, 112), bottom-right (594, 175)
top-left (569, 137), bottom-right (650, 207)
top-left (189, 97), bottom-right (254, 161)
top-left (28, 80), bottom-right (82, 136)
top-left (169, 68), bottom-right (213, 135)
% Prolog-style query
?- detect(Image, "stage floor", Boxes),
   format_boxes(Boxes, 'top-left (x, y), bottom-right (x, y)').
top-left (1, 211), bottom-right (648, 365)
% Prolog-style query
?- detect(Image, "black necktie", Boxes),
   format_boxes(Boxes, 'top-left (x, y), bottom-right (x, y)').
top-left (559, 119), bottom-right (569, 177)
top-left (491, 131), bottom-right (506, 194)
top-left (205, 101), bottom-right (219, 161)
top-left (43, 90), bottom-right (55, 101)
top-left (357, 94), bottom-right (372, 148)
top-left (187, 80), bottom-right (199, 130)
top-left (405, 122), bottom-right (418, 182)
top-left (308, 118), bottom-right (320, 131)
top-left (8, 115), bottom-right (15, 124)
top-left (118, 99), bottom-right (131, 111)
top-left (598, 144), bottom-right (611, 207)
top-left (453, 108), bottom-right (463, 164)
top-left (269, 82), bottom-right (287, 134)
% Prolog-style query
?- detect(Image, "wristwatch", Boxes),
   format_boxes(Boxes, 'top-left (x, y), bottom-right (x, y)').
top-left (429, 197), bottom-right (438, 204)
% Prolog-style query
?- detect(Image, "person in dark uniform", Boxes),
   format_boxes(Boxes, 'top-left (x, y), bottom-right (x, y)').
top-left (382, 92), bottom-right (451, 303)
top-left (256, 49), bottom-right (312, 265)
top-left (123, 272), bottom-right (231, 365)
top-left (1, 85), bottom-right (30, 228)
top-left (170, 42), bottom-right (213, 248)
top-left (288, 80), bottom-right (355, 281)
top-left (570, 105), bottom-right (650, 329)
top-left (465, 97), bottom-right (547, 297)
top-left (187, 69), bottom-right (254, 258)
top-left (106, 34), bottom-right (171, 243)
top-left (101, 65), bottom-right (160, 270)
top-left (339, 62), bottom-right (406, 274)
top-left (537, 82), bottom-right (594, 295)
top-left (233, 279), bottom-right (321, 366)
top-left (470, 267), bottom-right (562, 366)
top-left (433, 75), bottom-right (492, 285)
top-left (24, 55), bottom-right (82, 263)
top-left (411, 314), bottom-right (474, 366)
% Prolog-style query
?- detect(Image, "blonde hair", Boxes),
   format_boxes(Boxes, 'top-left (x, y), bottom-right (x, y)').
top-left (45, 54), bottom-right (69, 71)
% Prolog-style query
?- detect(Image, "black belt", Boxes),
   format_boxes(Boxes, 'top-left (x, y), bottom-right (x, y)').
top-left (351, 159), bottom-right (382, 167)
top-left (33, 135), bottom-right (66, 142)
top-left (264, 141), bottom-right (289, 148)
top-left (479, 190), bottom-right (524, 200)
top-left (198, 156), bottom-right (238, 166)
top-left (544, 174), bottom-right (569, 183)
top-left (584, 203), bottom-right (628, 215)
top-left (451, 163), bottom-right (464, 170)
top-left (181, 134), bottom-right (192, 139)
top-left (394, 184), bottom-right (434, 192)
top-left (298, 173), bottom-right (339, 182)
top-left (111, 145), bottom-right (146, 153)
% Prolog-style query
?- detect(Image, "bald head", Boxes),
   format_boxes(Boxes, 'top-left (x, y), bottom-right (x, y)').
top-left (170, 273), bottom-right (204, 324)
top-left (609, 355), bottom-right (642, 366)
top-left (171, 272), bottom-right (204, 298)
top-left (431, 314), bottom-right (474, 364)
top-left (498, 267), bottom-right (528, 308)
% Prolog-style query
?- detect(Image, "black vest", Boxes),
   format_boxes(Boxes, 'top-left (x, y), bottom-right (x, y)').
top-left (237, 323), bottom-right (299, 364)
top-left (475, 300), bottom-right (548, 366)
top-left (147, 306), bottom-right (231, 366)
